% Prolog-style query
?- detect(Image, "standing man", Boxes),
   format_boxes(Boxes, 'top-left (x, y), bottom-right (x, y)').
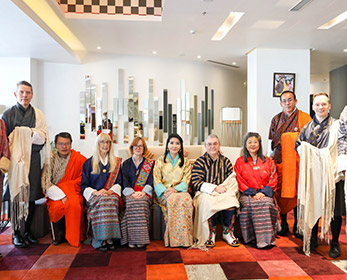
top-left (296, 93), bottom-right (343, 257)
top-left (268, 91), bottom-right (311, 236)
top-left (43, 132), bottom-right (86, 247)
top-left (2, 81), bottom-right (50, 248)
top-left (192, 134), bottom-right (239, 248)
top-left (0, 119), bottom-right (10, 258)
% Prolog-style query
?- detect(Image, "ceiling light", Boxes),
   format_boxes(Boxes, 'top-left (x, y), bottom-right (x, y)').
top-left (190, 29), bottom-right (196, 34)
top-left (152, 50), bottom-right (157, 54)
top-left (232, 62), bottom-right (236, 65)
top-left (344, 49), bottom-right (347, 52)
top-left (289, 0), bottom-right (312, 12)
top-left (318, 11), bottom-right (347, 29)
top-left (97, 46), bottom-right (101, 50)
top-left (211, 12), bottom-right (244, 40)
top-left (197, 55), bottom-right (202, 59)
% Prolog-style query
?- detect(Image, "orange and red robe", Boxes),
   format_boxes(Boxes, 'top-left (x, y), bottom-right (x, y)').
top-left (47, 150), bottom-right (87, 247)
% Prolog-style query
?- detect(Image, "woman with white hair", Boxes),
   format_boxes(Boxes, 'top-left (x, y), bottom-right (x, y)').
top-left (81, 133), bottom-right (123, 251)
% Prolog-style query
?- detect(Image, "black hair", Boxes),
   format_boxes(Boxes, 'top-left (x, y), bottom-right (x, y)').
top-left (242, 132), bottom-right (266, 163)
top-left (164, 133), bottom-right (185, 168)
top-left (280, 90), bottom-right (296, 101)
top-left (55, 132), bottom-right (73, 144)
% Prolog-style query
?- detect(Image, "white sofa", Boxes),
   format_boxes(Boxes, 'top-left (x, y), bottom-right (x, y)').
top-left (117, 145), bottom-right (242, 165)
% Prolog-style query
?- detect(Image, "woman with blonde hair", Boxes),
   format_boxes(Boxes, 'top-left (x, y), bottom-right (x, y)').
top-left (121, 137), bottom-right (154, 248)
top-left (81, 133), bottom-right (123, 251)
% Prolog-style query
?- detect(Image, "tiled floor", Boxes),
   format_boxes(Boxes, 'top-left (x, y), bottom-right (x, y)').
top-left (1, 220), bottom-right (347, 280)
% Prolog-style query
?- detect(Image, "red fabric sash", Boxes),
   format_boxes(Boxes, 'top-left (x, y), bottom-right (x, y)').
top-left (104, 157), bottom-right (123, 207)
top-left (134, 158), bottom-right (154, 197)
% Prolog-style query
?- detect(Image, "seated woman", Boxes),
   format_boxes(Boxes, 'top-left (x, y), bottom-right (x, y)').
top-left (235, 132), bottom-right (278, 248)
top-left (121, 137), bottom-right (154, 248)
top-left (153, 133), bottom-right (193, 247)
top-left (81, 133), bottom-right (122, 252)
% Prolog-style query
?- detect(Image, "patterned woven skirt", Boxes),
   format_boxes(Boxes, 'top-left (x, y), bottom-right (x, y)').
top-left (239, 194), bottom-right (278, 248)
top-left (120, 195), bottom-right (151, 246)
top-left (159, 192), bottom-right (193, 247)
top-left (87, 194), bottom-right (121, 242)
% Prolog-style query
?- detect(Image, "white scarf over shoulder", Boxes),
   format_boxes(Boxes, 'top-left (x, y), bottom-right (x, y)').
top-left (297, 120), bottom-right (339, 256)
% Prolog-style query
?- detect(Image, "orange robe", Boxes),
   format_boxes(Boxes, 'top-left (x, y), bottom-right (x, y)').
top-left (47, 150), bottom-right (87, 247)
top-left (276, 110), bottom-right (312, 214)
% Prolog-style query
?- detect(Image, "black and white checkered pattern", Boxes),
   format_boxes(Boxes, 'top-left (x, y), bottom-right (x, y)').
top-left (57, 0), bottom-right (163, 16)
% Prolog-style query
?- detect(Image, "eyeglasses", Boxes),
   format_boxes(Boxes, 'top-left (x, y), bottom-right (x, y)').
top-left (99, 140), bottom-right (111, 145)
top-left (134, 145), bottom-right (144, 149)
top-left (280, 98), bottom-right (294, 104)
top-left (206, 142), bottom-right (219, 147)
top-left (56, 142), bottom-right (71, 147)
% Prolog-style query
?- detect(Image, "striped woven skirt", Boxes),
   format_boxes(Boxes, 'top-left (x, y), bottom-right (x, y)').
top-left (159, 192), bottom-right (193, 247)
top-left (120, 195), bottom-right (152, 246)
top-left (239, 194), bottom-right (278, 248)
top-left (87, 194), bottom-right (121, 242)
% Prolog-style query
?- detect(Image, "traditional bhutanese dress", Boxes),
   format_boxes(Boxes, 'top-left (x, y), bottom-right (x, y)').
top-left (268, 109), bottom-right (311, 214)
top-left (153, 154), bottom-right (193, 247)
top-left (235, 156), bottom-right (278, 248)
top-left (120, 156), bottom-right (154, 246)
top-left (296, 115), bottom-right (344, 255)
top-left (0, 119), bottom-right (10, 214)
top-left (81, 156), bottom-right (122, 249)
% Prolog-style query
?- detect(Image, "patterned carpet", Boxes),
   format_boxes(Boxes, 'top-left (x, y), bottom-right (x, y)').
top-left (1, 218), bottom-right (347, 280)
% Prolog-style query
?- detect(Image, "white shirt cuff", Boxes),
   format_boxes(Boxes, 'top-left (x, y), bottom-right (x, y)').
top-left (83, 187), bottom-right (95, 202)
top-left (267, 140), bottom-right (275, 157)
top-left (110, 184), bottom-right (121, 197)
top-left (337, 154), bottom-right (347, 175)
top-left (200, 182), bottom-right (217, 194)
top-left (47, 185), bottom-right (66, 201)
top-left (32, 131), bottom-right (45, 145)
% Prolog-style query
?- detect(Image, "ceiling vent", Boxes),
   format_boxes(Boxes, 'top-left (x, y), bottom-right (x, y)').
top-left (290, 0), bottom-right (312, 11)
top-left (206, 60), bottom-right (239, 68)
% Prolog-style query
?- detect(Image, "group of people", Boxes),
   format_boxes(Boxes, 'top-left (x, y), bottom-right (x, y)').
top-left (0, 81), bottom-right (346, 260)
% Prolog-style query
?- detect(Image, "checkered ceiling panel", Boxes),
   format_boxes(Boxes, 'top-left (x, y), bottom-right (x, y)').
top-left (57, 0), bottom-right (163, 17)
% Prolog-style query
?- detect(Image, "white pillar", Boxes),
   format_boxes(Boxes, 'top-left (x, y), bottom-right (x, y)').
top-left (247, 48), bottom-right (310, 153)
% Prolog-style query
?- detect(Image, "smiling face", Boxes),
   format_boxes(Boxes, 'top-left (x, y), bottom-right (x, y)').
top-left (313, 94), bottom-right (331, 120)
top-left (246, 136), bottom-right (260, 157)
top-left (205, 136), bottom-right (220, 158)
top-left (14, 84), bottom-right (33, 109)
top-left (55, 136), bottom-right (72, 158)
top-left (280, 92), bottom-right (297, 115)
top-left (98, 139), bottom-right (111, 156)
top-left (133, 139), bottom-right (144, 157)
top-left (167, 137), bottom-right (181, 156)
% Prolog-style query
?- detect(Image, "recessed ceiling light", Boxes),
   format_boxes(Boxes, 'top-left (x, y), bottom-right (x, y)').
top-left (318, 10), bottom-right (347, 29)
top-left (344, 49), bottom-right (347, 52)
top-left (197, 55), bottom-right (202, 59)
top-left (232, 62), bottom-right (236, 65)
top-left (97, 46), bottom-right (101, 50)
top-left (190, 29), bottom-right (196, 34)
top-left (152, 50), bottom-right (157, 54)
top-left (211, 12), bottom-right (244, 40)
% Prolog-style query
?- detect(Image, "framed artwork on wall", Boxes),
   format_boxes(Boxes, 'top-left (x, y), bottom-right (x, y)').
top-left (273, 72), bottom-right (295, 97)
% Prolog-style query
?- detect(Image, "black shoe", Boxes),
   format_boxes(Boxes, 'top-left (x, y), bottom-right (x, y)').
top-left (52, 221), bottom-right (65, 246)
top-left (12, 233), bottom-right (28, 248)
top-left (329, 242), bottom-right (341, 258)
top-left (293, 224), bottom-right (303, 239)
top-left (97, 244), bottom-right (108, 252)
top-left (310, 236), bottom-right (319, 251)
top-left (278, 223), bottom-right (289, 236)
top-left (52, 233), bottom-right (65, 246)
top-left (107, 243), bottom-right (116, 251)
top-left (23, 232), bottom-right (38, 244)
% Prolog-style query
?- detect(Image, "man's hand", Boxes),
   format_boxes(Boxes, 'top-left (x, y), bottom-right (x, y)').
top-left (253, 192), bottom-right (265, 200)
top-left (164, 188), bottom-right (177, 198)
top-left (93, 189), bottom-right (109, 196)
top-left (214, 185), bottom-right (227, 194)
top-left (131, 191), bottom-right (146, 199)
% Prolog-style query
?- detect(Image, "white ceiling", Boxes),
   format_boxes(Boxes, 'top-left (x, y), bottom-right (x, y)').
top-left (1, 0), bottom-right (347, 74)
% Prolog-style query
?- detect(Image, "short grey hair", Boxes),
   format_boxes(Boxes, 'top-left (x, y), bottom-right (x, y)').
top-left (205, 134), bottom-right (220, 144)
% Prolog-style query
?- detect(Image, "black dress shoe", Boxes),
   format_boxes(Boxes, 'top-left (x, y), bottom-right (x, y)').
top-left (52, 234), bottom-right (65, 246)
top-left (97, 245), bottom-right (108, 252)
top-left (278, 223), bottom-right (289, 236)
top-left (12, 233), bottom-right (28, 248)
top-left (107, 243), bottom-right (116, 251)
top-left (310, 236), bottom-right (319, 251)
top-left (23, 232), bottom-right (38, 245)
top-left (329, 242), bottom-right (341, 258)
top-left (293, 224), bottom-right (303, 239)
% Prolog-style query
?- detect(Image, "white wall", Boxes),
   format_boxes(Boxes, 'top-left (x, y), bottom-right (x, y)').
top-left (310, 73), bottom-right (329, 94)
top-left (38, 54), bottom-right (246, 157)
top-left (247, 49), bottom-right (310, 153)
top-left (0, 57), bottom-right (40, 112)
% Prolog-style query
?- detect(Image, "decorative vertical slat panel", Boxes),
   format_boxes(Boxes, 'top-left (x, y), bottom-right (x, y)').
top-left (193, 95), bottom-right (198, 138)
top-left (168, 104), bottom-right (173, 136)
top-left (154, 98), bottom-right (159, 141)
top-left (148, 79), bottom-right (154, 124)
top-left (205, 86), bottom-right (208, 127)
top-left (118, 69), bottom-right (124, 115)
top-left (181, 80), bottom-right (186, 121)
top-left (198, 113), bottom-right (201, 145)
top-left (176, 98), bottom-right (181, 135)
top-left (211, 89), bottom-right (214, 130)
top-left (163, 89), bottom-right (168, 133)
top-left (201, 100), bottom-right (205, 142)
top-left (159, 110), bottom-right (163, 145)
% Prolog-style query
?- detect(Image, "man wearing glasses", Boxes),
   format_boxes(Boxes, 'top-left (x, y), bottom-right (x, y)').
top-left (192, 134), bottom-right (240, 248)
top-left (44, 132), bottom-right (86, 247)
top-left (268, 91), bottom-right (311, 237)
